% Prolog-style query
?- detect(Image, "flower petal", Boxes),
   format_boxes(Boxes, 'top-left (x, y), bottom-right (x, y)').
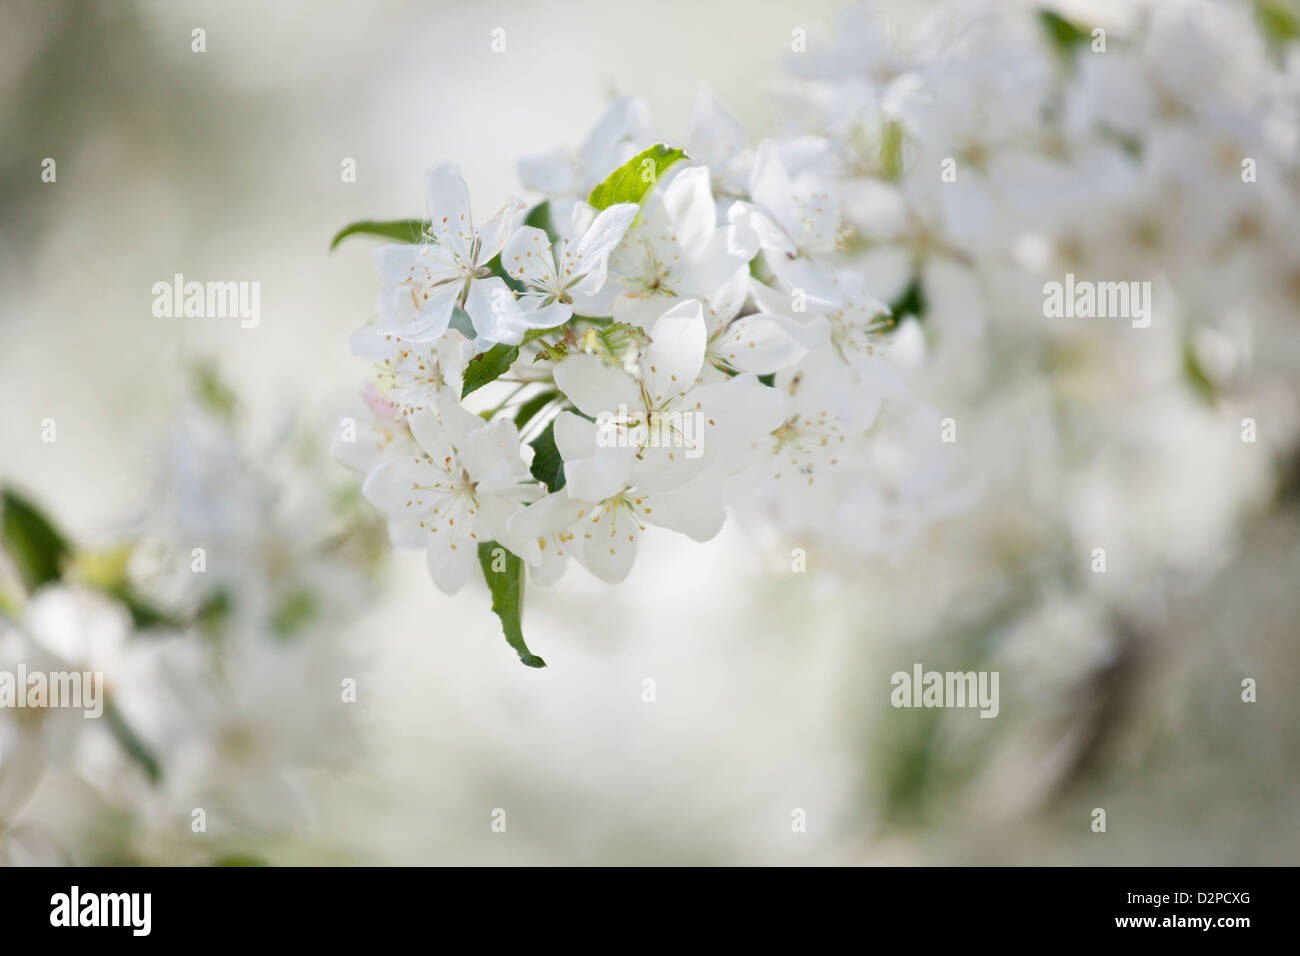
top-left (553, 354), bottom-right (640, 419)
top-left (713, 314), bottom-right (808, 373)
top-left (425, 533), bottom-right (477, 595)
top-left (425, 162), bottom-right (474, 261)
top-left (502, 226), bottom-right (560, 291)
top-left (362, 458), bottom-right (444, 518)
top-left (644, 479), bottom-right (726, 542)
top-left (477, 197), bottom-right (526, 261)
top-left (579, 499), bottom-right (640, 583)
top-left (508, 490), bottom-right (589, 539)
top-left (644, 300), bottom-right (707, 404)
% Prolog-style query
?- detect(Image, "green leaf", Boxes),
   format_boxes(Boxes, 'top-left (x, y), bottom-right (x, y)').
top-left (461, 344), bottom-right (520, 398)
top-left (528, 420), bottom-right (567, 493)
top-left (513, 390), bottom-right (558, 432)
top-left (330, 219), bottom-right (429, 251)
top-left (104, 697), bottom-right (162, 783)
top-left (587, 144), bottom-right (689, 210)
top-left (1038, 8), bottom-right (1091, 56)
top-left (448, 306), bottom-right (476, 339)
top-left (1, 489), bottom-right (70, 591)
top-left (476, 541), bottom-right (545, 668)
top-left (522, 323), bottom-right (567, 344)
top-left (889, 276), bottom-right (926, 322)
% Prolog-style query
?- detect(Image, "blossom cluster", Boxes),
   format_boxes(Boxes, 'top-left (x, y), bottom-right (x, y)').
top-left (335, 106), bottom-right (916, 653)
top-left (336, 0), bottom-right (1300, 667)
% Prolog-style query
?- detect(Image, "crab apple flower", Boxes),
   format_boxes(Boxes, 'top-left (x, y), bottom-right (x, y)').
top-left (373, 162), bottom-right (524, 343)
top-left (748, 364), bottom-right (852, 518)
top-left (331, 382), bottom-right (416, 480)
top-left (508, 478), bottom-right (728, 585)
top-left (752, 264), bottom-right (893, 375)
top-left (347, 328), bottom-right (473, 418)
top-left (501, 201), bottom-right (639, 325)
top-left (361, 402), bottom-right (541, 594)
top-left (552, 299), bottom-right (786, 498)
top-left (602, 166), bottom-right (760, 330)
top-left (698, 270), bottom-right (808, 378)
top-left (743, 139), bottom-right (849, 295)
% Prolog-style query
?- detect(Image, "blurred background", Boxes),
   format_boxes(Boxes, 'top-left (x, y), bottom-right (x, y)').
top-left (1, 0), bottom-right (1298, 865)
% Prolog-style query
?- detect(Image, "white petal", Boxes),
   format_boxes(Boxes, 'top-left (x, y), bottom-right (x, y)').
top-left (434, 396), bottom-right (489, 453)
top-left (425, 162), bottom-right (474, 260)
top-left (610, 292), bottom-right (675, 332)
top-left (333, 415), bottom-right (400, 476)
top-left (425, 535), bottom-right (477, 595)
top-left (656, 166), bottom-right (717, 249)
top-left (475, 497), bottom-right (541, 564)
top-left (573, 203), bottom-right (639, 269)
top-left (713, 314), bottom-right (808, 373)
top-left (644, 300), bottom-right (707, 403)
top-left (467, 278), bottom-right (568, 345)
top-left (373, 241), bottom-right (460, 284)
top-left (502, 226), bottom-right (560, 291)
top-left (462, 418), bottom-right (535, 498)
top-left (560, 412), bottom-right (636, 500)
top-left (387, 517), bottom-right (427, 549)
top-left (516, 299), bottom-right (572, 332)
top-left (702, 268), bottom-right (750, 335)
top-left (362, 458), bottom-right (442, 518)
top-left (477, 197), bottom-right (526, 261)
top-left (376, 279), bottom-right (459, 341)
top-left (508, 491), bottom-right (589, 539)
top-left (765, 255), bottom-right (842, 310)
top-left (462, 276), bottom-right (518, 344)
top-left (689, 376), bottom-right (786, 469)
top-left (406, 406), bottom-right (455, 462)
top-left (565, 449), bottom-right (635, 503)
top-left (553, 354), bottom-right (640, 418)
top-left (552, 410), bottom-right (599, 460)
top-left (644, 480), bottom-right (726, 542)
top-left (435, 330), bottom-right (473, 396)
top-left (747, 140), bottom-right (799, 239)
top-left (625, 442), bottom-right (710, 495)
top-left (733, 201), bottom-right (795, 255)
top-left (528, 541), bottom-right (569, 585)
top-left (579, 500), bottom-right (640, 583)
